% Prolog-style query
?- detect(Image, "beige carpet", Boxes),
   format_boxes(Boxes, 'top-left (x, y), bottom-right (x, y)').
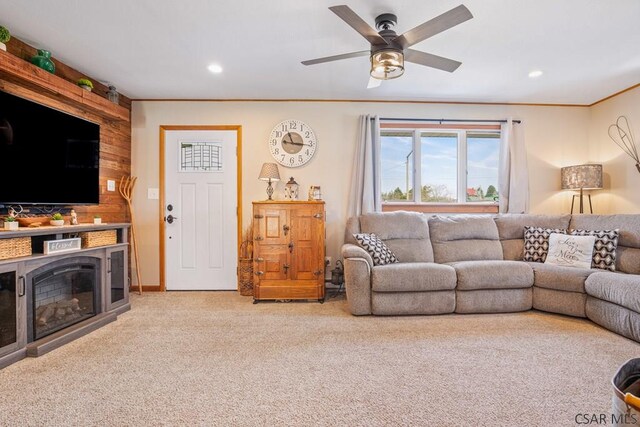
top-left (0, 291), bottom-right (638, 426)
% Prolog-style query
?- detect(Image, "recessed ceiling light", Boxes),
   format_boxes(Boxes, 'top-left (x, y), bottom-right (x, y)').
top-left (528, 70), bottom-right (543, 78)
top-left (207, 64), bottom-right (223, 74)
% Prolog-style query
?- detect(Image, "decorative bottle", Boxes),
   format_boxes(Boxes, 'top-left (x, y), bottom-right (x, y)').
top-left (107, 85), bottom-right (119, 104)
top-left (30, 49), bottom-right (55, 74)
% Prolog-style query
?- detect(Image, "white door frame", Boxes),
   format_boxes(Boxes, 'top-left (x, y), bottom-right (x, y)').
top-left (159, 125), bottom-right (242, 292)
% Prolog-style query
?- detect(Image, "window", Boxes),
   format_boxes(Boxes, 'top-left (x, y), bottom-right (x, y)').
top-left (380, 125), bottom-right (500, 211)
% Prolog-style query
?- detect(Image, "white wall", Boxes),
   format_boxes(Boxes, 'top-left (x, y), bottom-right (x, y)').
top-left (131, 100), bottom-right (591, 286)
top-left (588, 86), bottom-right (640, 214)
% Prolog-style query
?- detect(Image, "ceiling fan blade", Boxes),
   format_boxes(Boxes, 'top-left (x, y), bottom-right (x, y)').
top-left (329, 5), bottom-right (388, 45)
top-left (367, 76), bottom-right (382, 89)
top-left (405, 49), bottom-right (462, 73)
top-left (394, 4), bottom-right (473, 48)
top-left (301, 50), bottom-right (369, 66)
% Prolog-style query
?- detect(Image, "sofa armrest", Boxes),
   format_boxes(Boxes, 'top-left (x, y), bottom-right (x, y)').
top-left (342, 243), bottom-right (373, 268)
top-left (342, 244), bottom-right (373, 315)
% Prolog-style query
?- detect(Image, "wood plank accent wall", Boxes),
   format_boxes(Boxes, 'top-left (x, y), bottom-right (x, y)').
top-left (0, 37), bottom-right (131, 224)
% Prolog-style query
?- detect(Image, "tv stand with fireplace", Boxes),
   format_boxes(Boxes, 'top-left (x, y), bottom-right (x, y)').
top-left (0, 223), bottom-right (130, 369)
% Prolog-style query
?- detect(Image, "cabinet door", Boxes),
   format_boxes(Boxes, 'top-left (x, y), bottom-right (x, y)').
top-left (254, 206), bottom-right (288, 245)
top-left (106, 247), bottom-right (128, 311)
top-left (255, 245), bottom-right (289, 281)
top-left (290, 205), bottom-right (324, 281)
top-left (0, 263), bottom-right (25, 357)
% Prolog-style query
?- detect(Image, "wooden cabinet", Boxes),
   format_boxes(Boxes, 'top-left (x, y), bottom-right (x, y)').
top-left (105, 246), bottom-right (128, 313)
top-left (0, 263), bottom-right (26, 360)
top-left (252, 201), bottom-right (325, 302)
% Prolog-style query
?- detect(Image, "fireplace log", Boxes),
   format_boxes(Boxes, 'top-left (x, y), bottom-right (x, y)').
top-left (36, 298), bottom-right (82, 326)
top-left (37, 305), bottom-right (54, 326)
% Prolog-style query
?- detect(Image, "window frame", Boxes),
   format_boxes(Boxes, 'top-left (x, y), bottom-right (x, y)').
top-left (380, 123), bottom-right (501, 213)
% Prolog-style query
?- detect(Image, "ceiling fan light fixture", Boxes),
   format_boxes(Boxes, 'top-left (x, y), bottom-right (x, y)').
top-left (370, 49), bottom-right (404, 80)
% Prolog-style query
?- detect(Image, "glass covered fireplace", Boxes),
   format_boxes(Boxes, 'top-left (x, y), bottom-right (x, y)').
top-left (27, 257), bottom-right (101, 342)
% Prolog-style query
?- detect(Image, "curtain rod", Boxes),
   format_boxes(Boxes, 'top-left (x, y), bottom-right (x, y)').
top-left (377, 117), bottom-right (522, 124)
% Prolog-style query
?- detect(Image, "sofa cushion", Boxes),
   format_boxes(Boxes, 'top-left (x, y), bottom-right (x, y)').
top-left (495, 214), bottom-right (572, 240)
top-left (428, 215), bottom-right (503, 263)
top-left (571, 229), bottom-right (619, 271)
top-left (523, 226), bottom-right (567, 263)
top-left (359, 211), bottom-right (434, 263)
top-left (451, 260), bottom-right (533, 290)
top-left (528, 262), bottom-right (595, 293)
top-left (495, 214), bottom-right (571, 261)
top-left (372, 263), bottom-right (456, 292)
top-left (570, 214), bottom-right (640, 275)
top-left (585, 272), bottom-right (640, 314)
top-left (353, 233), bottom-right (398, 266)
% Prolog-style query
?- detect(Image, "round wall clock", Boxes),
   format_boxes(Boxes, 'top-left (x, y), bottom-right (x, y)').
top-left (268, 119), bottom-right (317, 167)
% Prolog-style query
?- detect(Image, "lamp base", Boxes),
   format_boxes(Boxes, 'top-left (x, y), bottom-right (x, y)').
top-left (570, 192), bottom-right (593, 214)
top-left (266, 181), bottom-right (274, 201)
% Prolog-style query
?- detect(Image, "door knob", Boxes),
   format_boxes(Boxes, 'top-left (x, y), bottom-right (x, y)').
top-left (166, 214), bottom-right (178, 224)
top-left (283, 224), bottom-right (290, 236)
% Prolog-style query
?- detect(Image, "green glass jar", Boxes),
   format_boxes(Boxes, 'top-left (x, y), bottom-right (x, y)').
top-left (30, 49), bottom-right (55, 74)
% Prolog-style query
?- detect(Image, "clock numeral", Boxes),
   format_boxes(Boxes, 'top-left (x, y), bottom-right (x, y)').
top-left (281, 154), bottom-right (285, 161)
top-left (300, 124), bottom-right (304, 132)
top-left (271, 139), bottom-right (277, 146)
top-left (281, 124), bottom-right (287, 132)
top-left (275, 131), bottom-right (282, 138)
top-left (305, 131), bottom-right (310, 138)
top-left (290, 157), bottom-right (295, 165)
top-left (274, 148), bottom-right (279, 154)
top-left (305, 149), bottom-right (310, 155)
top-left (289, 122), bottom-right (297, 130)
top-left (309, 142), bottom-right (315, 147)
top-left (298, 155), bottom-right (303, 162)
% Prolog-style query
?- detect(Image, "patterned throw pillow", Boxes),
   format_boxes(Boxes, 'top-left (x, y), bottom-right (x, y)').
top-left (571, 229), bottom-right (619, 271)
top-left (353, 233), bottom-right (399, 266)
top-left (524, 226), bottom-right (567, 262)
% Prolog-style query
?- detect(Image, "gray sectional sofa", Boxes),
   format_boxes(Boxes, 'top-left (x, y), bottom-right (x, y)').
top-left (342, 211), bottom-right (640, 342)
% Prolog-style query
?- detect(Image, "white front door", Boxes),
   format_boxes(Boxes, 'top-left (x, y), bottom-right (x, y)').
top-left (163, 128), bottom-right (238, 290)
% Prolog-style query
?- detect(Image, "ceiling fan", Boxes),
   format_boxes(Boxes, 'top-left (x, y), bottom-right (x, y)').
top-left (301, 4), bottom-right (473, 88)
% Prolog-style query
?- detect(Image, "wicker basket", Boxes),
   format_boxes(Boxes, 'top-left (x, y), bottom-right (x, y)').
top-left (238, 258), bottom-right (254, 296)
top-left (0, 237), bottom-right (32, 260)
top-left (79, 230), bottom-right (117, 248)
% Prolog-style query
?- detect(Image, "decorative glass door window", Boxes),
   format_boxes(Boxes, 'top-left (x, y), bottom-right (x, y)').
top-left (179, 141), bottom-right (223, 172)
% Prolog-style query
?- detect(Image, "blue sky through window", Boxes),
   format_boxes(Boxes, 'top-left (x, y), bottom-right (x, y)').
top-left (381, 132), bottom-right (499, 202)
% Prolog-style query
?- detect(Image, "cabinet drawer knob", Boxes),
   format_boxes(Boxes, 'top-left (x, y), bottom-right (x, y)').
top-left (255, 236), bottom-right (263, 241)
top-left (255, 271), bottom-right (264, 276)
top-left (254, 214), bottom-right (264, 219)
top-left (313, 213), bottom-right (323, 219)
top-left (255, 257), bottom-right (264, 262)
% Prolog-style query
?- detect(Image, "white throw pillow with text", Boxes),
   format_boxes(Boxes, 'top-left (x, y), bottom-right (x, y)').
top-left (544, 233), bottom-right (596, 269)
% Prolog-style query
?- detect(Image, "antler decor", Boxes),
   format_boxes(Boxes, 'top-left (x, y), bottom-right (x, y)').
top-left (119, 176), bottom-right (143, 295)
top-left (608, 115), bottom-right (640, 174)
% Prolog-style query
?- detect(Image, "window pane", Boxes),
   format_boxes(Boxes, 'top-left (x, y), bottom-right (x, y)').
top-left (420, 133), bottom-right (457, 202)
top-left (381, 133), bottom-right (413, 202)
top-left (466, 132), bottom-right (500, 202)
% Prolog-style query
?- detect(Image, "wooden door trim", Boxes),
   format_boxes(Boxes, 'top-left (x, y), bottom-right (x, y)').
top-left (159, 125), bottom-right (242, 292)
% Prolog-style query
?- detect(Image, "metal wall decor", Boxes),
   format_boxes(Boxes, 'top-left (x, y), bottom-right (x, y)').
top-left (608, 115), bottom-right (640, 174)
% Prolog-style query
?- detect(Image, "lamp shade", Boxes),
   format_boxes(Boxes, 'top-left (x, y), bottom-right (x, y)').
top-left (561, 164), bottom-right (603, 190)
top-left (258, 162), bottom-right (280, 182)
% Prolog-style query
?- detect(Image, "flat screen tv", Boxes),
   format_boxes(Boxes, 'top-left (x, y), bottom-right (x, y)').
top-left (0, 89), bottom-right (100, 206)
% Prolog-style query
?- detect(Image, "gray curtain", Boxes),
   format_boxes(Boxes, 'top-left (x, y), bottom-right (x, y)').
top-left (498, 118), bottom-right (529, 213)
top-left (348, 115), bottom-right (381, 217)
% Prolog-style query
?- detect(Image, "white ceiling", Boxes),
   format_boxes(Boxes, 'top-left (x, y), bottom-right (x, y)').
top-left (1, 0), bottom-right (639, 104)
